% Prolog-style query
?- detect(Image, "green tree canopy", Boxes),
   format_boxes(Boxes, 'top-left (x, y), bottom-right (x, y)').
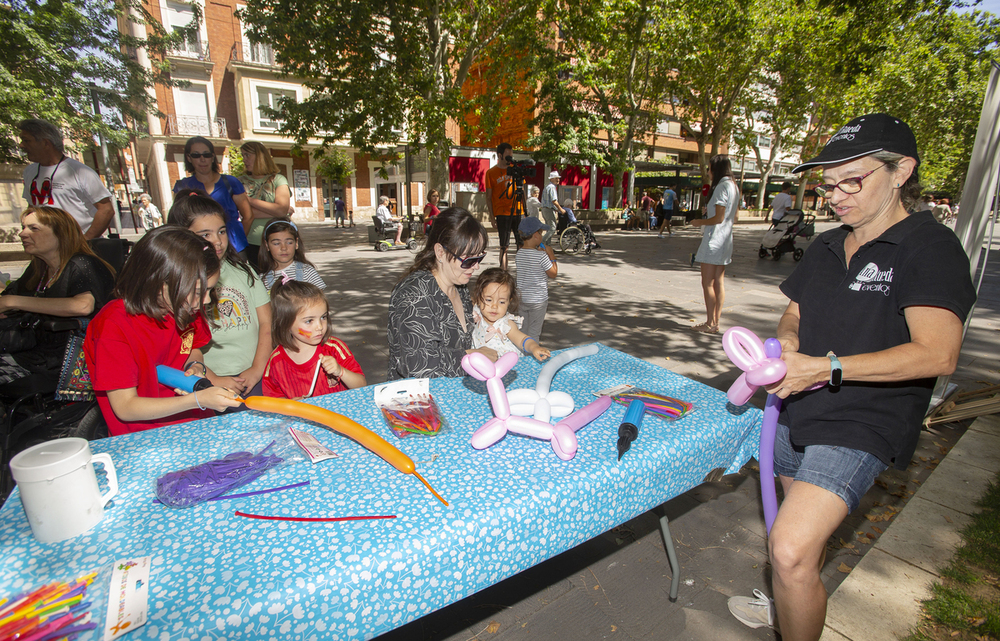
top-left (528, 0), bottom-right (673, 206)
top-left (238, 0), bottom-right (541, 194)
top-left (846, 9), bottom-right (1000, 196)
top-left (0, 0), bottom-right (191, 161)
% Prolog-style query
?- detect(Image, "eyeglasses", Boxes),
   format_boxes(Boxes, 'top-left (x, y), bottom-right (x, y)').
top-left (447, 249), bottom-right (487, 269)
top-left (815, 164), bottom-right (886, 198)
top-left (188, 152), bottom-right (214, 159)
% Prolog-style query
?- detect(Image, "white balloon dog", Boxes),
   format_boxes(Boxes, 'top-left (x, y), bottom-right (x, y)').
top-left (505, 344), bottom-right (600, 421)
top-left (462, 349), bottom-right (612, 461)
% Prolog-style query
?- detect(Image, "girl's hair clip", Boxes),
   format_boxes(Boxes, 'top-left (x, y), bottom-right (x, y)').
top-left (190, 191), bottom-right (199, 197)
top-left (281, 272), bottom-right (293, 285)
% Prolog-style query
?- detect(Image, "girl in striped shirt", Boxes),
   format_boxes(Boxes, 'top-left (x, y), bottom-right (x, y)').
top-left (258, 219), bottom-right (327, 290)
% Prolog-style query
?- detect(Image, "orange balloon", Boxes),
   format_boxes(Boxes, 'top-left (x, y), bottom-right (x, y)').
top-left (242, 396), bottom-right (447, 506)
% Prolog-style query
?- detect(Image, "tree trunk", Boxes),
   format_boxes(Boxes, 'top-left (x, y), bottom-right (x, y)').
top-left (427, 146), bottom-right (450, 203)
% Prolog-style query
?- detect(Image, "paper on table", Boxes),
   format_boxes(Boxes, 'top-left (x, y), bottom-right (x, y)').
top-left (102, 556), bottom-right (150, 641)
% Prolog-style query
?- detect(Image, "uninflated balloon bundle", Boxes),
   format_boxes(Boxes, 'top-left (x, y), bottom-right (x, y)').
top-left (155, 425), bottom-right (305, 508)
top-left (595, 384), bottom-right (694, 421)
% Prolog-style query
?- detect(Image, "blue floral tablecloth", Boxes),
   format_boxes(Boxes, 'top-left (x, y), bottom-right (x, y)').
top-left (0, 344), bottom-right (762, 640)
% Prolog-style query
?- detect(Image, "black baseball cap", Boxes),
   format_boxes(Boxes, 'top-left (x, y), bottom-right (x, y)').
top-left (792, 114), bottom-right (919, 173)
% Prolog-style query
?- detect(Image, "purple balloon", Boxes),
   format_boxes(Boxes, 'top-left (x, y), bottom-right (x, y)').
top-left (722, 327), bottom-right (782, 535)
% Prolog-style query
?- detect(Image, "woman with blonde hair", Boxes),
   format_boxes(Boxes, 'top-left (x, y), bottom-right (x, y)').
top-left (239, 141), bottom-right (291, 270)
top-left (0, 206), bottom-right (115, 390)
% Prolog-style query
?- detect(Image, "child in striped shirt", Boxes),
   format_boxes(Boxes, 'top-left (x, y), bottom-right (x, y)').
top-left (515, 217), bottom-right (558, 341)
top-left (258, 219), bottom-right (327, 290)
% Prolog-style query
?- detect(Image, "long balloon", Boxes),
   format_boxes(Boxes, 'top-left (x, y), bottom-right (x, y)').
top-left (242, 396), bottom-right (447, 506)
top-left (535, 344), bottom-right (599, 396)
top-left (721, 328), bottom-right (787, 534)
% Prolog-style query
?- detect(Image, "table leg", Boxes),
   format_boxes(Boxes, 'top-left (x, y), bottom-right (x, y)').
top-left (658, 514), bottom-right (680, 602)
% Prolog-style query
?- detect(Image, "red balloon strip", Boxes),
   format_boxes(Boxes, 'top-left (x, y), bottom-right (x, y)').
top-left (235, 511), bottom-right (396, 523)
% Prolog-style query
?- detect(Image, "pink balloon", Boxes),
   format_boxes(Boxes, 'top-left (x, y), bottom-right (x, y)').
top-left (727, 373), bottom-right (756, 406)
top-left (550, 423), bottom-right (578, 460)
top-left (486, 377), bottom-right (510, 419)
top-left (462, 352), bottom-right (496, 381)
top-left (495, 351), bottom-right (519, 377)
top-left (723, 327), bottom-right (767, 373)
top-left (471, 417), bottom-right (508, 449)
top-left (746, 358), bottom-right (787, 387)
top-left (506, 415), bottom-right (555, 440)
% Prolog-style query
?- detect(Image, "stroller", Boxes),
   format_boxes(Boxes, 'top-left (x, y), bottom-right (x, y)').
top-left (758, 209), bottom-right (816, 262)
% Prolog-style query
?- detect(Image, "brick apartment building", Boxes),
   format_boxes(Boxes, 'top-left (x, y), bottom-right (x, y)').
top-left (119, 0), bottom-right (434, 223)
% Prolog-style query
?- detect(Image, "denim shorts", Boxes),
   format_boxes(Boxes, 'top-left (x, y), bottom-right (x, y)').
top-left (772, 422), bottom-right (888, 513)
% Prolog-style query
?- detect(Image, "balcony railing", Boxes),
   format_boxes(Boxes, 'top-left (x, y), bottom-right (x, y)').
top-left (168, 39), bottom-right (210, 62)
top-left (231, 40), bottom-right (276, 66)
top-left (167, 115), bottom-right (228, 138)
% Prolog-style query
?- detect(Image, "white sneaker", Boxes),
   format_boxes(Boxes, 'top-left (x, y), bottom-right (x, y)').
top-left (728, 589), bottom-right (777, 630)
top-left (658, 233), bottom-right (664, 238)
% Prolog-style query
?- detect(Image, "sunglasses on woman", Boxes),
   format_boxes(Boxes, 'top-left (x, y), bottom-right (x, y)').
top-left (447, 248), bottom-right (487, 269)
top-left (188, 152), bottom-right (214, 159)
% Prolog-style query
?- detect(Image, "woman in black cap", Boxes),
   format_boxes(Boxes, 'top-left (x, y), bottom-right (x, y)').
top-left (727, 114), bottom-right (977, 641)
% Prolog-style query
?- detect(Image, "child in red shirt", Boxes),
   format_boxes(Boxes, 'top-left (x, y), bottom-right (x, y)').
top-left (83, 226), bottom-right (243, 435)
top-left (262, 279), bottom-right (366, 399)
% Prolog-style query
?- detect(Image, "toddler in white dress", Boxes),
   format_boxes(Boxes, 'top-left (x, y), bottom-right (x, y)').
top-left (471, 268), bottom-right (551, 361)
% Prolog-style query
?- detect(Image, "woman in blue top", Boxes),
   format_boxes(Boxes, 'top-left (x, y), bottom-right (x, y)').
top-left (173, 136), bottom-right (252, 257)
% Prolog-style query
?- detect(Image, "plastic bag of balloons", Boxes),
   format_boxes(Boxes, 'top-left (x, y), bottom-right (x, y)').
top-left (154, 423), bottom-right (305, 508)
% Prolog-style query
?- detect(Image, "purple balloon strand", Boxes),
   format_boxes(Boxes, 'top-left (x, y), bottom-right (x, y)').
top-left (156, 440), bottom-right (285, 508)
top-left (760, 338), bottom-right (783, 535)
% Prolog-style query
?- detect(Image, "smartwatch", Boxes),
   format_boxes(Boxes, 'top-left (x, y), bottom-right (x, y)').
top-left (826, 352), bottom-right (842, 387)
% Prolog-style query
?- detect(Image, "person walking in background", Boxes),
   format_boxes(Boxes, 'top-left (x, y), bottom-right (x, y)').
top-left (239, 141), bottom-right (291, 271)
top-left (932, 197), bottom-right (952, 223)
top-left (768, 181), bottom-right (794, 223)
top-left (423, 189), bottom-right (441, 235)
top-left (334, 197), bottom-right (347, 227)
top-left (539, 171), bottom-right (565, 245)
top-left (639, 190), bottom-right (654, 230)
top-left (658, 185), bottom-right (677, 237)
top-left (137, 194), bottom-right (162, 229)
top-left (690, 155), bottom-right (740, 334)
top-left (19, 119), bottom-right (115, 239)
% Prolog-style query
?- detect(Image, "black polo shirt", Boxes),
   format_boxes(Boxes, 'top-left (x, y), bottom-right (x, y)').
top-left (779, 212), bottom-right (976, 469)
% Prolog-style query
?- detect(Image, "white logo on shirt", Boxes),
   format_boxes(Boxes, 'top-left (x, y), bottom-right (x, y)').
top-left (849, 262), bottom-right (893, 295)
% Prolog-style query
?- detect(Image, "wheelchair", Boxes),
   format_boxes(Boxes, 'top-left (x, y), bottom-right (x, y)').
top-left (556, 211), bottom-right (601, 254)
top-left (372, 216), bottom-right (416, 252)
top-left (0, 237), bottom-right (131, 500)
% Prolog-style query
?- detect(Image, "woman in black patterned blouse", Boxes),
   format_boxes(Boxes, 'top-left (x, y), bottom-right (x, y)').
top-left (387, 207), bottom-right (497, 379)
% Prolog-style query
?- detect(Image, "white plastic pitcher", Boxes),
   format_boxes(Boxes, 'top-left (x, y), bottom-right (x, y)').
top-left (10, 438), bottom-right (118, 543)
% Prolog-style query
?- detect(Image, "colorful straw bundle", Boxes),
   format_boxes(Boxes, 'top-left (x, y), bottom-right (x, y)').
top-left (610, 388), bottom-right (694, 420)
top-left (0, 572), bottom-right (97, 641)
top-left (380, 394), bottom-right (444, 438)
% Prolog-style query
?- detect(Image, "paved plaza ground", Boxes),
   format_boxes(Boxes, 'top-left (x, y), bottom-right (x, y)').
top-left (4, 216), bottom-right (997, 640)
top-left (285, 218), bottom-right (997, 641)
